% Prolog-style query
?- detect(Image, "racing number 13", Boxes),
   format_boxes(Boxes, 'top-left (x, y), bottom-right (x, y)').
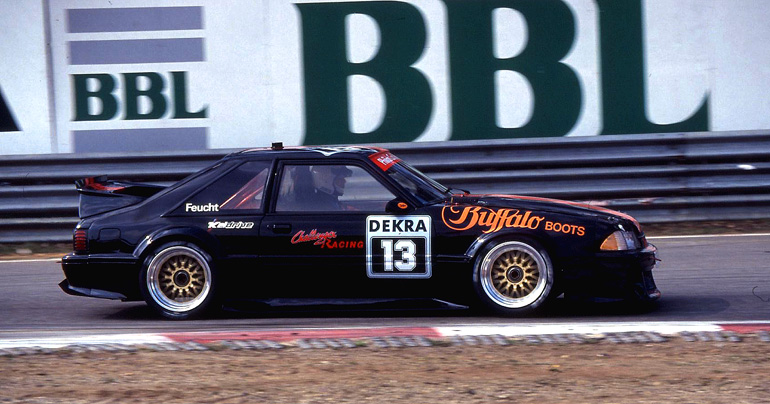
top-left (380, 239), bottom-right (416, 271)
top-left (366, 215), bottom-right (431, 279)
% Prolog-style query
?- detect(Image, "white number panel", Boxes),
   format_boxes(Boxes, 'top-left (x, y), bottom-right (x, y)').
top-left (366, 215), bottom-right (432, 279)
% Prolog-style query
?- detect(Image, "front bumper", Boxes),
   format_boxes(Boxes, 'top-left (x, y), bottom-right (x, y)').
top-left (60, 253), bottom-right (142, 301)
top-left (560, 244), bottom-right (661, 301)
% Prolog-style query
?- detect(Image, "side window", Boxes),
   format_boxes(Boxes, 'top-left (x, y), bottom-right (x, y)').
top-left (184, 161), bottom-right (271, 213)
top-left (276, 164), bottom-right (396, 212)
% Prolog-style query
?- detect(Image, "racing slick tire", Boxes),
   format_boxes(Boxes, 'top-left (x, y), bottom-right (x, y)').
top-left (472, 239), bottom-right (554, 316)
top-left (140, 242), bottom-right (218, 320)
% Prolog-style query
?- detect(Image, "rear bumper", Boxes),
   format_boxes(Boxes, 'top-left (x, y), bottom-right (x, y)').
top-left (560, 244), bottom-right (661, 301)
top-left (60, 253), bottom-right (142, 301)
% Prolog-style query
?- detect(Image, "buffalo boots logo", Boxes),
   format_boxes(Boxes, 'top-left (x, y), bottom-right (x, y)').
top-left (442, 206), bottom-right (545, 234)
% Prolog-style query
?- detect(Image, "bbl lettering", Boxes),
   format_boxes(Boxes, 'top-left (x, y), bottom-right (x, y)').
top-left (72, 71), bottom-right (207, 121)
top-left (296, 0), bottom-right (710, 142)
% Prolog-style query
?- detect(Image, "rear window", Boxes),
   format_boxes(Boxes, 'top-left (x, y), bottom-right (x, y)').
top-left (183, 161), bottom-right (271, 213)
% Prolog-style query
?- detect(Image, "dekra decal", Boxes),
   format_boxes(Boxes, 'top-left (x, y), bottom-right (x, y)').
top-left (368, 217), bottom-right (427, 233)
top-left (366, 215), bottom-right (432, 279)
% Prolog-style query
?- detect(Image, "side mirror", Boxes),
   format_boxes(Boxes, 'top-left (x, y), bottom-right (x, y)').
top-left (385, 198), bottom-right (415, 214)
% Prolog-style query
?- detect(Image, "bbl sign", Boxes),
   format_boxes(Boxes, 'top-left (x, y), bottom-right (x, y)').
top-left (33, 0), bottom-right (768, 154)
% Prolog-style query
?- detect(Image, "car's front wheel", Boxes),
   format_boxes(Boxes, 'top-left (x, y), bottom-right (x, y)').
top-left (140, 242), bottom-right (217, 320)
top-left (473, 239), bottom-right (554, 315)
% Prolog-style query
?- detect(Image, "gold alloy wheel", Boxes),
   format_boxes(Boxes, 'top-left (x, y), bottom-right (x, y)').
top-left (146, 246), bottom-right (212, 314)
top-left (478, 241), bottom-right (551, 309)
top-left (490, 249), bottom-right (540, 298)
top-left (158, 254), bottom-right (206, 301)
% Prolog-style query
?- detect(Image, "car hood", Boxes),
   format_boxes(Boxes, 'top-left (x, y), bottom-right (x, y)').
top-left (445, 194), bottom-right (641, 231)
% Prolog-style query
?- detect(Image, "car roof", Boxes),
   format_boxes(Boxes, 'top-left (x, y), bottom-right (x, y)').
top-left (225, 144), bottom-right (390, 160)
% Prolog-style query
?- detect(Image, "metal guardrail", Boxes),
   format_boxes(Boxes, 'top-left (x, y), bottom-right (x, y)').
top-left (1, 131), bottom-right (769, 243)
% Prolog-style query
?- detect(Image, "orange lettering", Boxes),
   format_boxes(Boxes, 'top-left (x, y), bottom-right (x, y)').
top-left (442, 205), bottom-right (545, 233)
top-left (543, 221), bottom-right (585, 237)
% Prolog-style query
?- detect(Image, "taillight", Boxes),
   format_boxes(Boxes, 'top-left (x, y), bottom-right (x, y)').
top-left (74, 229), bottom-right (88, 253)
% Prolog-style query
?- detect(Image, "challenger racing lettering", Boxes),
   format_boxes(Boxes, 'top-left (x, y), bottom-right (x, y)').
top-left (369, 151), bottom-right (401, 171)
top-left (186, 202), bottom-right (219, 212)
top-left (442, 206), bottom-right (544, 234)
top-left (545, 221), bottom-right (586, 237)
top-left (291, 229), bottom-right (363, 249)
top-left (291, 229), bottom-right (338, 246)
top-left (323, 240), bottom-right (364, 249)
top-left (208, 221), bottom-right (254, 229)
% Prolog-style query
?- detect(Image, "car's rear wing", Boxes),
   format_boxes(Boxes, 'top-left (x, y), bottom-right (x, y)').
top-left (75, 176), bottom-right (166, 218)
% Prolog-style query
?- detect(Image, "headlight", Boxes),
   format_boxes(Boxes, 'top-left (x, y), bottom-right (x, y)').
top-left (600, 230), bottom-right (639, 251)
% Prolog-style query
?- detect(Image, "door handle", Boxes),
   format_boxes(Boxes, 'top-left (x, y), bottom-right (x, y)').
top-left (267, 223), bottom-right (292, 233)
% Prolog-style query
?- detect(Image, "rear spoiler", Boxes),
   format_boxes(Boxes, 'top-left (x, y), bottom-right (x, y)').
top-left (76, 176), bottom-right (166, 218)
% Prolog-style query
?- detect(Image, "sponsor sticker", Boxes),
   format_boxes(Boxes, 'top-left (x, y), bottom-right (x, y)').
top-left (442, 206), bottom-right (543, 234)
top-left (544, 220), bottom-right (586, 236)
top-left (368, 151), bottom-right (401, 171)
top-left (441, 205), bottom-right (585, 236)
top-left (186, 202), bottom-right (219, 212)
top-left (207, 220), bottom-right (254, 229)
top-left (291, 229), bottom-right (364, 249)
top-left (366, 215), bottom-right (431, 279)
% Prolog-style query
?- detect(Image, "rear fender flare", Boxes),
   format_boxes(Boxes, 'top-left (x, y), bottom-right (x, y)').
top-left (133, 227), bottom-right (222, 263)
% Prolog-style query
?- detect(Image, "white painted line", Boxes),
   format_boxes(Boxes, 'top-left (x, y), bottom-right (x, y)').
top-left (648, 233), bottom-right (770, 240)
top-left (715, 320), bottom-right (770, 325)
top-left (0, 333), bottom-right (171, 349)
top-left (435, 321), bottom-right (725, 337)
top-left (0, 258), bottom-right (61, 264)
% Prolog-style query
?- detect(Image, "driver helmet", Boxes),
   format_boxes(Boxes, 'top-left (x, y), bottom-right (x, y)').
top-left (311, 165), bottom-right (352, 196)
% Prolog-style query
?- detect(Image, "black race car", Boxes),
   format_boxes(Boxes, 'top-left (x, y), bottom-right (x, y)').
top-left (60, 144), bottom-right (660, 319)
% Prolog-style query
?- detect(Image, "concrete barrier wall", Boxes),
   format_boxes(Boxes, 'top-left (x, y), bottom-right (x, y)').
top-left (2, 1), bottom-right (770, 155)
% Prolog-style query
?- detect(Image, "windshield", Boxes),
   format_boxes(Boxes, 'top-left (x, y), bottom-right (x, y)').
top-left (386, 161), bottom-right (450, 205)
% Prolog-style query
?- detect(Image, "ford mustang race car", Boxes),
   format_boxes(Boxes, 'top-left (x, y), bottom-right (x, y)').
top-left (60, 144), bottom-right (660, 319)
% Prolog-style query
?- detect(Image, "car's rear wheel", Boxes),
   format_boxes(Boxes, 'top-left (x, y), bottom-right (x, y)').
top-left (140, 242), bottom-right (217, 320)
top-left (473, 239), bottom-right (553, 315)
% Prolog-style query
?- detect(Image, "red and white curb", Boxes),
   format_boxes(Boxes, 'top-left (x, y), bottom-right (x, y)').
top-left (1, 321), bottom-right (769, 353)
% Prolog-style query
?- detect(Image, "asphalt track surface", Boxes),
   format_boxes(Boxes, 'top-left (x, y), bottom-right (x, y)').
top-left (1, 234), bottom-right (768, 340)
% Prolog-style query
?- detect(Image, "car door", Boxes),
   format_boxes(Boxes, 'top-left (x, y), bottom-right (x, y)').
top-left (260, 161), bottom-right (431, 297)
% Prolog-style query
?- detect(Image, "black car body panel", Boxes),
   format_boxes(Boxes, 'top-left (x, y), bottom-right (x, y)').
top-left (61, 145), bottom-right (660, 317)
